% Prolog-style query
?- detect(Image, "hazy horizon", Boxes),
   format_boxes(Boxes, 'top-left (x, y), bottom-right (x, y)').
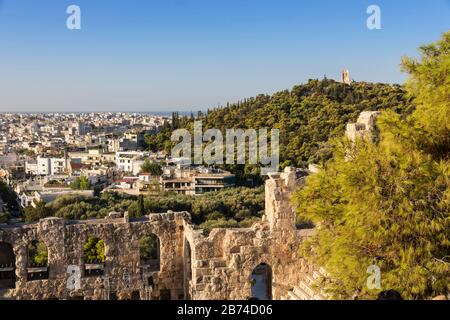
top-left (0, 77), bottom-right (402, 114)
top-left (0, 110), bottom-right (192, 115)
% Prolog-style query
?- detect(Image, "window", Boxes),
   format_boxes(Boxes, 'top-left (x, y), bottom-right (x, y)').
top-left (250, 263), bottom-right (272, 300)
top-left (139, 234), bottom-right (160, 272)
top-left (83, 236), bottom-right (105, 277)
top-left (0, 242), bottom-right (15, 290)
top-left (27, 240), bottom-right (49, 281)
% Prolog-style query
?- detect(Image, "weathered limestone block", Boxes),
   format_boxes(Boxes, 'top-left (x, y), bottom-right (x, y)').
top-left (0, 212), bottom-right (188, 300)
top-left (346, 111), bottom-right (381, 141)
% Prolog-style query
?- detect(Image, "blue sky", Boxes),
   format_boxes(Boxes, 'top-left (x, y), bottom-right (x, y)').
top-left (0, 0), bottom-right (449, 112)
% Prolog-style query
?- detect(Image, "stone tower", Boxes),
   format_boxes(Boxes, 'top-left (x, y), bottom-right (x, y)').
top-left (342, 69), bottom-right (351, 85)
top-left (263, 167), bottom-right (297, 232)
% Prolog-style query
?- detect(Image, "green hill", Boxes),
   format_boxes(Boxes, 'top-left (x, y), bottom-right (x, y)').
top-left (146, 79), bottom-right (413, 181)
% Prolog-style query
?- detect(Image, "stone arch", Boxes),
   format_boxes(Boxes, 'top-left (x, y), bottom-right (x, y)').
top-left (82, 236), bottom-right (105, 277)
top-left (131, 290), bottom-right (140, 300)
top-left (27, 239), bottom-right (49, 281)
top-left (139, 233), bottom-right (160, 271)
top-left (0, 242), bottom-right (16, 290)
top-left (250, 263), bottom-right (272, 300)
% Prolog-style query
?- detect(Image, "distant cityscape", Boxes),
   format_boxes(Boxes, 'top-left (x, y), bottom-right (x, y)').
top-left (0, 112), bottom-right (235, 218)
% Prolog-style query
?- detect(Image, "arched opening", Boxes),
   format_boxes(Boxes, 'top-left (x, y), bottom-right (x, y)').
top-left (131, 290), bottom-right (140, 300)
top-left (109, 292), bottom-right (117, 300)
top-left (0, 242), bottom-right (15, 290)
top-left (83, 236), bottom-right (105, 277)
top-left (27, 240), bottom-right (49, 281)
top-left (160, 289), bottom-right (171, 300)
top-left (250, 263), bottom-right (272, 300)
top-left (139, 234), bottom-right (160, 272)
top-left (183, 238), bottom-right (193, 300)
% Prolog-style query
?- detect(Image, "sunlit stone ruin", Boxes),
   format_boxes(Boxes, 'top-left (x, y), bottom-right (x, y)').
top-left (1, 168), bottom-right (322, 300)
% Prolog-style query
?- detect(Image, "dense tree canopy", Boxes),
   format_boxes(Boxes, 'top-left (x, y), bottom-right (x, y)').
top-left (24, 201), bottom-right (52, 223)
top-left (69, 176), bottom-right (91, 190)
top-left (293, 32), bottom-right (450, 300)
top-left (140, 159), bottom-right (163, 176)
top-left (83, 237), bottom-right (105, 263)
top-left (146, 79), bottom-right (412, 184)
top-left (0, 181), bottom-right (12, 221)
top-left (23, 187), bottom-right (265, 235)
top-left (28, 240), bottom-right (48, 267)
top-left (139, 234), bottom-right (159, 262)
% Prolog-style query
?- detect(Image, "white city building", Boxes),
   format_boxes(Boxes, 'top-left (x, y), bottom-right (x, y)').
top-left (115, 151), bottom-right (147, 174)
top-left (35, 156), bottom-right (67, 176)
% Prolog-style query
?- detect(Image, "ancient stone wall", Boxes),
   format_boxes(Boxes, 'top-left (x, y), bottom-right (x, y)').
top-left (0, 168), bottom-right (317, 300)
top-left (183, 167), bottom-right (317, 300)
top-left (0, 111), bottom-right (385, 300)
top-left (0, 212), bottom-right (189, 300)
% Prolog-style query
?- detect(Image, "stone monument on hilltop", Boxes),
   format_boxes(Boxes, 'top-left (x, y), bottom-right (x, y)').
top-left (342, 69), bottom-right (351, 84)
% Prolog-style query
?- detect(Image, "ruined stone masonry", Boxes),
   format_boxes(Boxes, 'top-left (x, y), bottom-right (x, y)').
top-left (0, 212), bottom-right (188, 300)
top-left (0, 168), bottom-right (322, 300)
top-left (345, 111), bottom-right (381, 142)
